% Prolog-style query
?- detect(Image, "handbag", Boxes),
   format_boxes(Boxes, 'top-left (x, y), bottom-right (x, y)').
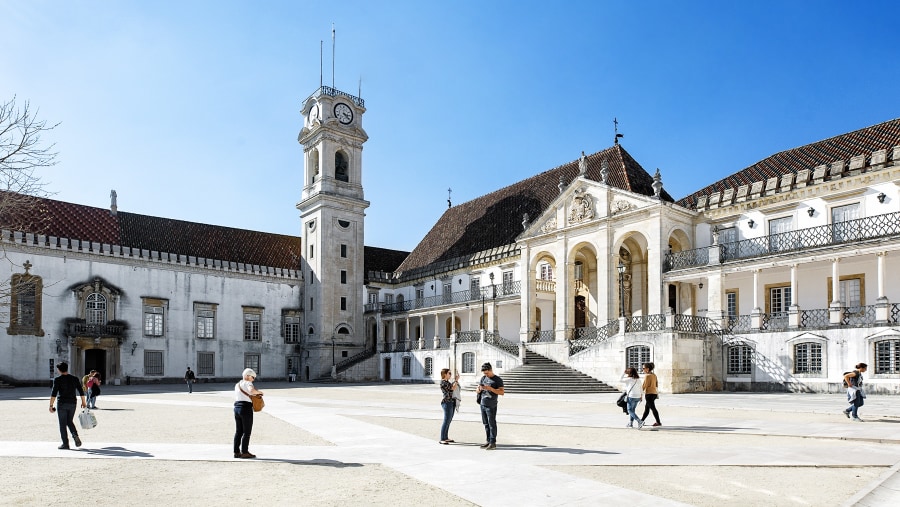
top-left (238, 385), bottom-right (265, 412)
top-left (475, 375), bottom-right (486, 406)
top-left (616, 392), bottom-right (627, 408)
top-left (78, 408), bottom-right (97, 430)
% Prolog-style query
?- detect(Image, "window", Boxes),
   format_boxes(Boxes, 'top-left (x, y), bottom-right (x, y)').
top-left (195, 303), bottom-right (217, 339)
top-left (719, 227), bottom-right (737, 259)
top-left (198, 352), bottom-right (215, 375)
top-left (502, 270), bottom-right (514, 295)
top-left (768, 216), bottom-right (794, 252)
top-left (244, 308), bottom-right (262, 341)
top-left (794, 342), bottom-right (822, 374)
top-left (9, 270), bottom-right (43, 336)
top-left (402, 356), bottom-right (411, 376)
top-left (462, 352), bottom-right (475, 373)
top-left (245, 354), bottom-right (260, 376)
top-left (286, 356), bottom-right (300, 376)
top-left (726, 291), bottom-right (738, 320)
top-left (443, 282), bottom-right (452, 304)
top-left (875, 340), bottom-right (900, 374)
top-left (829, 277), bottom-right (863, 311)
top-left (335, 151), bottom-right (349, 182)
top-left (143, 300), bottom-right (166, 337)
top-left (574, 262), bottom-right (583, 281)
top-left (86, 293), bottom-right (107, 325)
top-left (385, 294), bottom-right (394, 305)
top-left (496, 360), bottom-right (503, 369)
top-left (309, 297), bottom-right (314, 311)
top-left (283, 312), bottom-right (300, 343)
top-left (539, 263), bottom-right (553, 281)
top-left (309, 244), bottom-right (314, 258)
top-left (626, 345), bottom-right (650, 370)
top-left (144, 350), bottom-right (164, 375)
top-left (832, 203), bottom-right (860, 242)
top-left (470, 277), bottom-right (480, 296)
top-left (340, 244), bottom-right (347, 258)
top-left (768, 285), bottom-right (791, 317)
top-left (341, 270), bottom-right (347, 284)
top-left (340, 297), bottom-right (347, 311)
top-left (424, 357), bottom-right (433, 376)
top-left (728, 345), bottom-right (752, 374)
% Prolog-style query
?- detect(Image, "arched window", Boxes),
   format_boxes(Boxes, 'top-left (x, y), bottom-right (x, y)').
top-left (86, 293), bottom-right (107, 325)
top-left (335, 151), bottom-right (349, 182)
top-left (424, 357), bottom-right (434, 376)
top-left (337, 326), bottom-right (350, 335)
top-left (625, 345), bottom-right (650, 370)
top-left (461, 352), bottom-right (475, 373)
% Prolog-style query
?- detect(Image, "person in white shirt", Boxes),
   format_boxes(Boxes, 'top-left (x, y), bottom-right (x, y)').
top-left (622, 367), bottom-right (644, 429)
top-left (233, 368), bottom-right (263, 458)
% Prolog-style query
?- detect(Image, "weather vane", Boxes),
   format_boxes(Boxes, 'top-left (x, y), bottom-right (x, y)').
top-left (447, 187), bottom-right (452, 208)
top-left (614, 117), bottom-right (624, 145)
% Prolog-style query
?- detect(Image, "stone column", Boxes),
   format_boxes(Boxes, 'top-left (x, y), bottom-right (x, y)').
top-left (555, 241), bottom-right (569, 342)
top-left (520, 244), bottom-right (533, 344)
top-left (751, 269), bottom-right (763, 329)
top-left (829, 258), bottom-right (843, 325)
top-left (788, 264), bottom-right (800, 328)
top-left (876, 252), bottom-right (890, 324)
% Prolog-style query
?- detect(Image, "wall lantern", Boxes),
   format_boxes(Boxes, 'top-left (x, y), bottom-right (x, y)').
top-left (877, 192), bottom-right (887, 203)
top-left (131, 341), bottom-right (138, 355)
top-left (748, 219), bottom-right (755, 229)
top-left (698, 282), bottom-right (704, 289)
top-left (807, 207), bottom-right (815, 217)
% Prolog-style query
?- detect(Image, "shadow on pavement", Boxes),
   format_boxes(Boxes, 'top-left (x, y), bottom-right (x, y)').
top-left (258, 458), bottom-right (364, 468)
top-left (78, 446), bottom-right (154, 458)
top-left (660, 426), bottom-right (755, 432)
top-left (496, 444), bottom-right (619, 455)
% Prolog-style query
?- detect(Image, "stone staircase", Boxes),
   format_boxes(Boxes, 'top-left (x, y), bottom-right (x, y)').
top-left (467, 350), bottom-right (619, 394)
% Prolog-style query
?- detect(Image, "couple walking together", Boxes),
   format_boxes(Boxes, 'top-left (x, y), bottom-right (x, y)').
top-left (622, 362), bottom-right (661, 429)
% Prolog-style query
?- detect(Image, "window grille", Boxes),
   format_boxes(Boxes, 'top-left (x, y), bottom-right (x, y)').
top-left (144, 350), bottom-right (164, 375)
top-left (244, 313), bottom-right (261, 341)
top-left (462, 352), bottom-right (475, 373)
top-left (402, 356), bottom-right (411, 376)
top-left (144, 306), bottom-right (164, 337)
top-left (424, 357), bottom-right (433, 376)
top-left (198, 352), bottom-right (215, 375)
top-left (626, 345), bottom-right (650, 370)
top-left (794, 342), bottom-right (822, 373)
top-left (875, 340), bottom-right (900, 374)
top-left (728, 345), bottom-right (752, 374)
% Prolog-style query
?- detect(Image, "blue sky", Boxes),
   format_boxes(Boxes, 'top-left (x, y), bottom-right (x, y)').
top-left (2, 1), bottom-right (898, 252)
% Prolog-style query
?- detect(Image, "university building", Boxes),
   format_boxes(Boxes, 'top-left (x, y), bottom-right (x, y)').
top-left (2, 84), bottom-right (899, 393)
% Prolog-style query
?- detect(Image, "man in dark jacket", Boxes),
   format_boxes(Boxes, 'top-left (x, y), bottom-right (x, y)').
top-left (49, 362), bottom-right (87, 449)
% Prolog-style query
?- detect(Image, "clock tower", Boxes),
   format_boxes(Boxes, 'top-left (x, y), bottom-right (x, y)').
top-left (297, 86), bottom-right (369, 380)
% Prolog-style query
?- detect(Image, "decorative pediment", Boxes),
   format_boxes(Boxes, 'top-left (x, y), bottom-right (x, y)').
top-left (610, 199), bottom-right (634, 215)
top-left (567, 188), bottom-right (595, 224)
top-left (540, 216), bottom-right (557, 233)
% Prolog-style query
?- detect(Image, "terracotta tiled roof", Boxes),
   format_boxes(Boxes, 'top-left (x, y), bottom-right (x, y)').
top-left (364, 246), bottom-right (409, 274)
top-left (395, 145), bottom-right (671, 276)
top-left (1, 194), bottom-right (302, 270)
top-left (677, 118), bottom-right (900, 209)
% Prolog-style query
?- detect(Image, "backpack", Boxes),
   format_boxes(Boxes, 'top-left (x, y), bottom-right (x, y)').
top-left (842, 371), bottom-right (857, 388)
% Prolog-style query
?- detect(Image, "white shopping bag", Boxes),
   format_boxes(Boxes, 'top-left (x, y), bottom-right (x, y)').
top-left (78, 408), bottom-right (97, 430)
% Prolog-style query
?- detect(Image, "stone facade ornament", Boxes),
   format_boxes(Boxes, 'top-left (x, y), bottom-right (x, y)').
top-left (611, 200), bottom-right (633, 214)
top-left (558, 175), bottom-right (565, 194)
top-left (568, 188), bottom-right (595, 224)
top-left (522, 213), bottom-right (530, 231)
top-left (652, 168), bottom-right (663, 198)
top-left (540, 216), bottom-right (557, 233)
top-left (578, 151), bottom-right (588, 176)
top-left (600, 159), bottom-right (609, 184)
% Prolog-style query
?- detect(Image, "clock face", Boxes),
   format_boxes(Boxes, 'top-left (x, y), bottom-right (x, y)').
top-left (334, 103), bottom-right (353, 124)
top-left (308, 104), bottom-right (318, 124)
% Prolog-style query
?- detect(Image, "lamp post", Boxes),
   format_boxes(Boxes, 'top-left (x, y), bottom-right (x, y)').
top-left (617, 261), bottom-right (626, 318)
top-left (331, 335), bottom-right (336, 367)
top-left (488, 272), bottom-right (495, 331)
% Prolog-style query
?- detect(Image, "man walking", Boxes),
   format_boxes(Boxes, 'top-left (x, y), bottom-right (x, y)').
top-left (49, 362), bottom-right (87, 449)
top-left (477, 362), bottom-right (504, 450)
top-left (185, 366), bottom-right (196, 393)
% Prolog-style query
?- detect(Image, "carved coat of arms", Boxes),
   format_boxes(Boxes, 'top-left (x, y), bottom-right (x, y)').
top-left (568, 189), bottom-right (595, 224)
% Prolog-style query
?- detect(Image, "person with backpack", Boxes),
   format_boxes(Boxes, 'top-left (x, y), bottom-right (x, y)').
top-left (842, 363), bottom-right (868, 422)
top-left (86, 371), bottom-right (101, 409)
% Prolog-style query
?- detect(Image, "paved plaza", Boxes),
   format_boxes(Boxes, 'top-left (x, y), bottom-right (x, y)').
top-left (1, 381), bottom-right (899, 506)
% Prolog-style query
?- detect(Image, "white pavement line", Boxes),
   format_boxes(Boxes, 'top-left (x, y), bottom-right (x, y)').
top-left (257, 397), bottom-right (693, 507)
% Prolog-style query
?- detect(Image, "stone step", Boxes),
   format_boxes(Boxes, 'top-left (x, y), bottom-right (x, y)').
top-left (463, 350), bottom-right (619, 394)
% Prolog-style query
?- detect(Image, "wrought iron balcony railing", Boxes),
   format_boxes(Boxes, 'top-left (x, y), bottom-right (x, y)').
top-left (378, 281), bottom-right (522, 315)
top-left (568, 321), bottom-right (619, 355)
top-left (484, 332), bottom-right (519, 356)
top-left (624, 314), bottom-right (666, 332)
top-left (455, 331), bottom-right (481, 343)
top-left (306, 85), bottom-right (365, 107)
top-left (65, 323), bottom-right (125, 338)
top-left (664, 211), bottom-right (900, 272)
top-left (528, 330), bottom-right (555, 343)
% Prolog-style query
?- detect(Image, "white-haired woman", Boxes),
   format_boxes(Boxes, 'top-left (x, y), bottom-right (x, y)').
top-left (234, 368), bottom-right (263, 458)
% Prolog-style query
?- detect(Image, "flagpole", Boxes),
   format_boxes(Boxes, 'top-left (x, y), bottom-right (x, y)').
top-left (331, 23), bottom-right (335, 89)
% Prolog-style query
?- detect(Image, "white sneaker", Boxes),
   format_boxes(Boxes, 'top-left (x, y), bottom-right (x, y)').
top-left (851, 417), bottom-right (864, 422)
top-left (626, 423), bottom-right (633, 428)
top-left (637, 420), bottom-right (645, 429)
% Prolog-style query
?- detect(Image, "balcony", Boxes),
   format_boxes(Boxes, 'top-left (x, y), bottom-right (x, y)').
top-left (65, 322), bottom-right (125, 339)
top-left (372, 281), bottom-right (522, 315)
top-left (664, 211), bottom-right (900, 272)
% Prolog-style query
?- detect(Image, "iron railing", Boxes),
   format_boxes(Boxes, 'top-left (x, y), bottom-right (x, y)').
top-left (528, 330), bottom-right (555, 343)
top-left (484, 332), bottom-right (519, 356)
top-left (893, 304), bottom-right (900, 324)
top-left (664, 210), bottom-right (900, 271)
top-left (380, 340), bottom-right (416, 353)
top-left (65, 322), bottom-right (125, 338)
top-left (624, 314), bottom-right (666, 332)
top-left (568, 321), bottom-right (620, 355)
top-left (455, 331), bottom-right (481, 343)
top-left (307, 85), bottom-right (365, 107)
top-left (378, 281), bottom-right (522, 315)
top-left (673, 315), bottom-right (721, 334)
top-left (842, 305), bottom-right (877, 326)
top-left (723, 315), bottom-right (752, 333)
top-left (761, 312), bottom-right (789, 331)
top-left (334, 347), bottom-right (376, 372)
top-left (800, 309), bottom-right (829, 329)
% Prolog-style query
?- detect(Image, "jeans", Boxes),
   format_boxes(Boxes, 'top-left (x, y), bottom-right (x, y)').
top-left (56, 402), bottom-right (78, 445)
top-left (641, 394), bottom-right (660, 424)
top-left (440, 400), bottom-right (455, 441)
top-left (480, 404), bottom-right (498, 443)
top-left (233, 402), bottom-right (254, 454)
top-left (186, 380), bottom-right (193, 393)
top-left (88, 389), bottom-right (98, 409)
top-left (626, 397), bottom-right (641, 425)
top-left (846, 390), bottom-right (864, 417)
top-left (85, 391), bottom-right (93, 409)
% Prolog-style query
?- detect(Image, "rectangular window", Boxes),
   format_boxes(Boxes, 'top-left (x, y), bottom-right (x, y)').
top-left (197, 352), bottom-right (215, 375)
top-left (832, 203), bottom-right (860, 243)
top-left (143, 303), bottom-right (165, 337)
top-left (341, 270), bottom-right (347, 284)
top-left (402, 356), bottom-right (411, 376)
top-left (502, 270), bottom-right (514, 296)
top-left (875, 340), bottom-right (900, 374)
top-left (840, 278), bottom-right (862, 311)
top-left (10, 272), bottom-right (42, 335)
top-left (340, 244), bottom-right (347, 258)
top-left (539, 263), bottom-right (553, 281)
top-left (195, 303), bottom-right (217, 339)
top-left (769, 286), bottom-right (791, 316)
top-left (309, 244), bottom-right (314, 258)
top-left (462, 352), bottom-right (475, 373)
top-left (340, 297), bottom-right (347, 311)
top-left (728, 345), bottom-right (752, 374)
top-left (309, 297), bottom-right (314, 311)
top-left (244, 354), bottom-right (260, 376)
top-left (470, 277), bottom-right (481, 296)
top-left (768, 216), bottom-right (794, 252)
top-left (283, 312), bottom-right (300, 343)
top-left (243, 308), bottom-right (262, 341)
top-left (443, 282), bottom-right (452, 304)
top-left (794, 342), bottom-right (822, 374)
top-left (626, 345), bottom-right (651, 370)
top-left (144, 350), bottom-right (164, 375)
top-left (385, 294), bottom-right (394, 305)
top-left (726, 291), bottom-right (738, 319)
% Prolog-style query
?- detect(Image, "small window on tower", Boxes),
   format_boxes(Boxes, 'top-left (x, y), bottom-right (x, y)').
top-left (340, 244), bottom-right (347, 258)
top-left (335, 151), bottom-right (349, 182)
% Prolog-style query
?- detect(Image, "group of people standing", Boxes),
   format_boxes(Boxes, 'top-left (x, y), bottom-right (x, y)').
top-left (437, 362), bottom-right (505, 449)
top-left (80, 370), bottom-right (101, 409)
